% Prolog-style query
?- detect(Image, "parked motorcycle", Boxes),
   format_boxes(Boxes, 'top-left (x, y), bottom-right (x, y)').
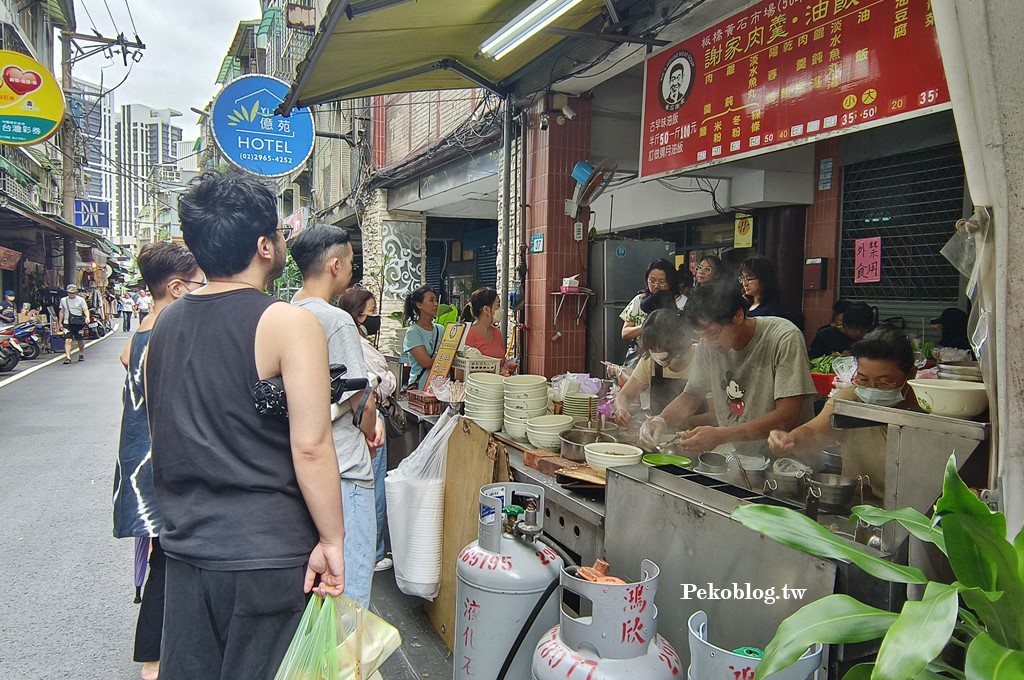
top-left (0, 322), bottom-right (42, 360)
top-left (0, 336), bottom-right (21, 372)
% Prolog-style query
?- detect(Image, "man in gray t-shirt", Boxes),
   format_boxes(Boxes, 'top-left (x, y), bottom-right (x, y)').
top-left (641, 282), bottom-right (815, 457)
top-left (290, 224), bottom-right (384, 607)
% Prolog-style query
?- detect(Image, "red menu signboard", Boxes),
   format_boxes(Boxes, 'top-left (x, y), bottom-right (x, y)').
top-left (640, 0), bottom-right (950, 179)
top-left (0, 245), bottom-right (21, 271)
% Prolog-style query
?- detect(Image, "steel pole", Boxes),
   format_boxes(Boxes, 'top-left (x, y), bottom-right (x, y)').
top-left (500, 95), bottom-right (513, 339)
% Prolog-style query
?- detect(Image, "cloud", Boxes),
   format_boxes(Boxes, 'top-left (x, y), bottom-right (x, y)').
top-left (71, 0), bottom-right (260, 135)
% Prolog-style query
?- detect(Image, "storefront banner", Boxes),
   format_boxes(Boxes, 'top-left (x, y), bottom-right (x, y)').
top-left (640, 0), bottom-right (950, 179)
top-left (854, 236), bottom-right (881, 283)
top-left (0, 50), bottom-right (65, 146)
top-left (0, 245), bottom-right (21, 270)
top-left (211, 75), bottom-right (315, 178)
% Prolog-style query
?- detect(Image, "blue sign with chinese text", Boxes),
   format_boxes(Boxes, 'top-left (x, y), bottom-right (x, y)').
top-left (211, 75), bottom-right (315, 178)
top-left (74, 198), bottom-right (110, 230)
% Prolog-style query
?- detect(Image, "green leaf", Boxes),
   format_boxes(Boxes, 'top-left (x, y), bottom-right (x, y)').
top-left (959, 586), bottom-right (1014, 650)
top-left (874, 581), bottom-right (959, 679)
top-left (756, 595), bottom-right (896, 679)
top-left (732, 505), bottom-right (927, 584)
top-left (842, 663), bottom-right (874, 680)
top-left (1014, 527), bottom-right (1024, 583)
top-left (934, 453), bottom-right (1005, 538)
top-left (965, 632), bottom-right (1024, 678)
top-left (944, 515), bottom-right (997, 591)
top-left (957, 515), bottom-right (1024, 649)
top-left (852, 505), bottom-right (946, 554)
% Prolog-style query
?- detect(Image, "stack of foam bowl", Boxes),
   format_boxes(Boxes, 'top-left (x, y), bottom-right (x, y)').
top-left (526, 414), bottom-right (575, 453)
top-left (563, 392), bottom-right (600, 423)
top-left (937, 360), bottom-right (983, 383)
top-left (464, 372), bottom-right (505, 432)
top-left (503, 374), bottom-right (549, 441)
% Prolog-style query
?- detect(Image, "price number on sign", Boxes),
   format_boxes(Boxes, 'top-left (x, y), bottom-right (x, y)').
top-left (841, 111), bottom-right (858, 126)
top-left (918, 89), bottom-right (940, 105)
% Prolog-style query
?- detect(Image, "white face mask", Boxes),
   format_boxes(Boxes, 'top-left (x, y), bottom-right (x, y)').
top-left (855, 385), bottom-right (904, 407)
top-left (492, 308), bottom-right (503, 323)
top-left (650, 351), bottom-right (669, 366)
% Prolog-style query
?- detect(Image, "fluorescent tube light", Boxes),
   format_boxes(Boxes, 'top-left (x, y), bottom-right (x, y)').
top-left (480, 0), bottom-right (586, 60)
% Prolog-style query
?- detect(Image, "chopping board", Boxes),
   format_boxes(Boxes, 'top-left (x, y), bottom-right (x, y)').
top-left (555, 464), bottom-right (606, 489)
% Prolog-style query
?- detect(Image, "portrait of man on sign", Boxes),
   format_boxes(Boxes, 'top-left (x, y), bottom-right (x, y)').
top-left (658, 51), bottom-right (695, 111)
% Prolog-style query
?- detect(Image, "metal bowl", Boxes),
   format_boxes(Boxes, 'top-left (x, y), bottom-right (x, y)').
top-left (807, 473), bottom-right (859, 512)
top-left (696, 452), bottom-right (730, 475)
top-left (560, 429), bottom-right (615, 463)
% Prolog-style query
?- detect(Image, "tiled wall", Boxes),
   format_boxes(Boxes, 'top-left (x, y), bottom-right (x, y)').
top-left (803, 139), bottom-right (843, 342)
top-left (523, 97), bottom-right (592, 376)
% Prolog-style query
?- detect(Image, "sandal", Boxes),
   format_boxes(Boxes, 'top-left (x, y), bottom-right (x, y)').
top-left (78, 355), bottom-right (85, 362)
top-left (63, 359), bottom-right (71, 365)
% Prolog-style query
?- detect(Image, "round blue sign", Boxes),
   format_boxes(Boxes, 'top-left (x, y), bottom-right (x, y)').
top-left (616, 246), bottom-right (627, 258)
top-left (211, 75), bottom-right (315, 178)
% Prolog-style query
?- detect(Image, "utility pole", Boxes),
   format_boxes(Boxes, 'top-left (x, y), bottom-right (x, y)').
top-left (58, 29), bottom-right (145, 284)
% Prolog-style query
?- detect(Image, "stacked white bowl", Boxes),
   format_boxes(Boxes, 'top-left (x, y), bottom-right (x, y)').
top-left (503, 374), bottom-right (549, 441)
top-left (563, 392), bottom-right (600, 423)
top-left (464, 372), bottom-right (505, 432)
top-left (526, 414), bottom-right (575, 453)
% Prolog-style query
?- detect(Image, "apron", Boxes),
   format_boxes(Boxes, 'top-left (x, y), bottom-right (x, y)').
top-left (649, 362), bottom-right (687, 414)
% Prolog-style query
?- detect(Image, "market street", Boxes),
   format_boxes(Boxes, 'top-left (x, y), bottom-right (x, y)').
top-left (0, 330), bottom-right (137, 679)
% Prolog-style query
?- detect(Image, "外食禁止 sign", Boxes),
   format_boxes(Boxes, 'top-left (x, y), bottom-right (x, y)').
top-left (640, 0), bottom-right (950, 179)
top-left (211, 75), bottom-right (315, 178)
top-left (854, 236), bottom-right (881, 283)
top-left (0, 50), bottom-right (65, 146)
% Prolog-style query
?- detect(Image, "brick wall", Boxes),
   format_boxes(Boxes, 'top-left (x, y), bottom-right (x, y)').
top-left (803, 138), bottom-right (843, 342)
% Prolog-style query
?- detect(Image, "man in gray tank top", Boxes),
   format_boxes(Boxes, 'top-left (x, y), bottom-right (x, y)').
top-left (146, 171), bottom-right (346, 680)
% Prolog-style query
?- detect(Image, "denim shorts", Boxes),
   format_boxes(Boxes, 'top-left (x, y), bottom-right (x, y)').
top-left (341, 479), bottom-right (377, 608)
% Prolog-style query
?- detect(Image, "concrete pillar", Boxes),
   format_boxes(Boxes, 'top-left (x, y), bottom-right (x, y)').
top-left (62, 237), bottom-right (76, 288)
top-left (359, 188), bottom-right (427, 355)
top-left (523, 96), bottom-right (592, 376)
top-left (801, 139), bottom-right (843, 343)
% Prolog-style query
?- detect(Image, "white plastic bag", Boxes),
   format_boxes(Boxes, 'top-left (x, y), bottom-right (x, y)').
top-left (384, 408), bottom-right (460, 600)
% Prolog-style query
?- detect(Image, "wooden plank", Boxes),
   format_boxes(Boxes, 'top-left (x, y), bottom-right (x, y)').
top-left (423, 417), bottom-right (510, 650)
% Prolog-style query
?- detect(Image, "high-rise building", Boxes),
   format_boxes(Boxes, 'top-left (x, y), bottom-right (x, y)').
top-left (68, 78), bottom-right (116, 228)
top-left (114, 104), bottom-right (183, 247)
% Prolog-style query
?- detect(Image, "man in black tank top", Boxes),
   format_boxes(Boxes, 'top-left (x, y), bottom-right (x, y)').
top-left (146, 171), bottom-right (346, 680)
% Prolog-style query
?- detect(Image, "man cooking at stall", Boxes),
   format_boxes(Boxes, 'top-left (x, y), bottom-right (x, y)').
top-left (640, 281), bottom-right (816, 457)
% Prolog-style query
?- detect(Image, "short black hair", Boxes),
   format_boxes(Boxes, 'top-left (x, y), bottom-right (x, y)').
top-left (645, 259), bottom-right (679, 295)
top-left (137, 242), bottom-right (199, 300)
top-left (851, 329), bottom-right (915, 375)
top-left (842, 302), bottom-right (876, 331)
top-left (640, 308), bottom-right (692, 356)
top-left (177, 171), bottom-right (279, 278)
top-left (670, 64), bottom-right (684, 78)
top-left (289, 224), bottom-right (352, 278)
top-left (686, 279), bottom-right (747, 325)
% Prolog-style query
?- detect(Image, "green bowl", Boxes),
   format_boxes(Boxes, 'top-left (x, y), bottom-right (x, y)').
top-left (642, 454), bottom-right (692, 468)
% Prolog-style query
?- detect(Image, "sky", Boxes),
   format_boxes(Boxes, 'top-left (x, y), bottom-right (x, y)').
top-left (68, 0), bottom-right (261, 136)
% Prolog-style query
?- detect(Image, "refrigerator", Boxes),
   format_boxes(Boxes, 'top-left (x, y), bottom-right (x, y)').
top-left (586, 239), bottom-right (676, 377)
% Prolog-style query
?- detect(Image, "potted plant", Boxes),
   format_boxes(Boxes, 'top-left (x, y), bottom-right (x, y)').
top-left (388, 310), bottom-right (410, 355)
top-left (731, 454), bottom-right (1024, 679)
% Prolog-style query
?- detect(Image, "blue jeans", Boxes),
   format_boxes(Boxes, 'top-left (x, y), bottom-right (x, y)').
top-left (341, 479), bottom-right (376, 608)
top-left (371, 443), bottom-right (388, 562)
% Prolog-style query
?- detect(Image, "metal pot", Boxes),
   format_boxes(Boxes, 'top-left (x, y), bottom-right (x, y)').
top-left (765, 468), bottom-right (806, 498)
top-left (735, 455), bottom-right (769, 491)
top-left (696, 452), bottom-right (730, 475)
top-left (807, 473), bottom-right (859, 513)
top-left (560, 429), bottom-right (615, 463)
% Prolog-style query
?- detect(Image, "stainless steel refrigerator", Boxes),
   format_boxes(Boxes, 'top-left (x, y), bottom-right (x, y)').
top-left (586, 239), bottom-right (676, 377)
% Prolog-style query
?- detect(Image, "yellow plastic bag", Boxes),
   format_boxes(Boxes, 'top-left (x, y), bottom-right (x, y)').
top-left (274, 594), bottom-right (401, 680)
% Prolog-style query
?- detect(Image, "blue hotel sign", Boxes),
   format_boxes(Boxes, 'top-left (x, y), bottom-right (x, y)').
top-left (74, 198), bottom-right (110, 230)
top-left (211, 75), bottom-right (315, 178)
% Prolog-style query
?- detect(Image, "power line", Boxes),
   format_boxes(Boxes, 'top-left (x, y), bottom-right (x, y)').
top-left (122, 0), bottom-right (138, 37)
top-left (101, 0), bottom-right (119, 33)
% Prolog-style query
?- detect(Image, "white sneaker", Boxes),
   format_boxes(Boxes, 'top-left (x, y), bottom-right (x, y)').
top-left (374, 557), bottom-right (393, 572)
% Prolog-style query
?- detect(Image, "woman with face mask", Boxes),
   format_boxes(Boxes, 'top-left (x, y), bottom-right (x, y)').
top-left (768, 329), bottom-right (919, 502)
top-left (338, 287), bottom-right (396, 574)
top-left (612, 307), bottom-right (699, 428)
top-left (460, 288), bottom-right (505, 358)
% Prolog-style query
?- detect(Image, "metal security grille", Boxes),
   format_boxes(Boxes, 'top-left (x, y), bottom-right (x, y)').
top-left (476, 243), bottom-right (498, 288)
top-left (840, 143), bottom-right (965, 302)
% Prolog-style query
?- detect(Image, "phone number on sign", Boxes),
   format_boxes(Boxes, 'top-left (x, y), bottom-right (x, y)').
top-left (239, 152), bottom-right (293, 164)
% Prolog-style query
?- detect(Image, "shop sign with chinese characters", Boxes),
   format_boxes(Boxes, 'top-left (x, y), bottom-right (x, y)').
top-left (640, 0), bottom-right (949, 179)
top-left (0, 50), bottom-right (65, 146)
top-left (854, 236), bottom-right (881, 283)
top-left (0, 245), bottom-right (21, 270)
top-left (211, 74), bottom-right (315, 177)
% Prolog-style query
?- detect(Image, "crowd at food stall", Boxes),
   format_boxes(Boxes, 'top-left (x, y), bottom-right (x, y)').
top-left (387, 247), bottom-right (990, 677)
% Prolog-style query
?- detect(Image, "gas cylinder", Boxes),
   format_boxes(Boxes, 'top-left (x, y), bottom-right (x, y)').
top-left (532, 559), bottom-right (683, 679)
top-left (454, 482), bottom-right (564, 680)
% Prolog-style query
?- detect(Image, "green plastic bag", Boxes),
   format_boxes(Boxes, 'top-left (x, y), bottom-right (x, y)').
top-left (274, 595), bottom-right (401, 680)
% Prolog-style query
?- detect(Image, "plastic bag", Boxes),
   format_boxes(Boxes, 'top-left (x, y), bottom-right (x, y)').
top-left (384, 408), bottom-right (460, 600)
top-left (831, 356), bottom-right (858, 392)
top-left (274, 595), bottom-right (401, 680)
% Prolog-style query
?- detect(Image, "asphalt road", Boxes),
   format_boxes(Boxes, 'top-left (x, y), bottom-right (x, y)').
top-left (0, 329), bottom-right (138, 679)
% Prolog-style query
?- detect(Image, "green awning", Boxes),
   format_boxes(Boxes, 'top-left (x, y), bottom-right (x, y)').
top-left (216, 56), bottom-right (242, 85)
top-left (258, 7), bottom-right (283, 37)
top-left (0, 154), bottom-right (36, 187)
top-left (22, 147), bottom-right (55, 173)
top-left (281, 0), bottom-right (606, 109)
